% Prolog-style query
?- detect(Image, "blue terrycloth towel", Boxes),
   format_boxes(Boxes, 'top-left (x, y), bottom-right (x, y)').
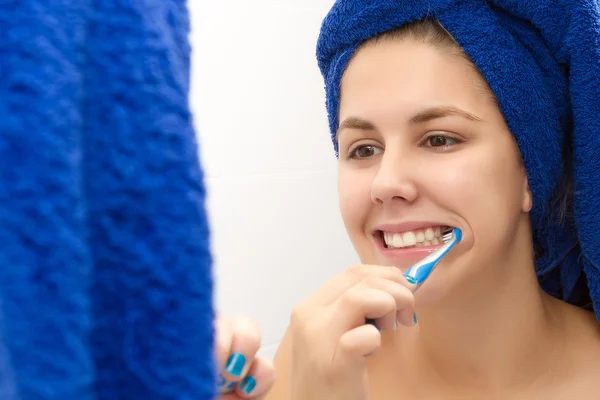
top-left (0, 1), bottom-right (215, 399)
top-left (317, 0), bottom-right (600, 319)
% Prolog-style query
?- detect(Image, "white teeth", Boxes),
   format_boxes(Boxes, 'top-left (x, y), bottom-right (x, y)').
top-left (384, 226), bottom-right (450, 248)
top-left (393, 233), bottom-right (403, 247)
top-left (402, 232), bottom-right (417, 247)
top-left (425, 228), bottom-right (434, 240)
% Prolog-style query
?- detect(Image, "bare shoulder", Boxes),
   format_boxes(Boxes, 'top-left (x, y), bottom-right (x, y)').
top-left (562, 308), bottom-right (600, 396)
top-left (564, 303), bottom-right (600, 347)
top-left (561, 302), bottom-right (600, 378)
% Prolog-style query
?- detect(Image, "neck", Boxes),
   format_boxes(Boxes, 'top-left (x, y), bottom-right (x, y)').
top-left (406, 241), bottom-right (567, 391)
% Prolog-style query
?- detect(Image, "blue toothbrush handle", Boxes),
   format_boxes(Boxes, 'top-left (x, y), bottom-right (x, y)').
top-left (364, 228), bottom-right (462, 328)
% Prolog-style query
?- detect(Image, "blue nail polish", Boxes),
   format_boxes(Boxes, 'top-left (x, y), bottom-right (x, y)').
top-left (225, 353), bottom-right (246, 377)
top-left (217, 375), bottom-right (236, 392)
top-left (413, 313), bottom-right (418, 325)
top-left (241, 376), bottom-right (257, 394)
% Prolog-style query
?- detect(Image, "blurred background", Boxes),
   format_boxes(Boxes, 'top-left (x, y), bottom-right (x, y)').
top-left (188, 1), bottom-right (359, 358)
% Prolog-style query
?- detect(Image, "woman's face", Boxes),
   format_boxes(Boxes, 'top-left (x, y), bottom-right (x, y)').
top-left (337, 39), bottom-right (533, 303)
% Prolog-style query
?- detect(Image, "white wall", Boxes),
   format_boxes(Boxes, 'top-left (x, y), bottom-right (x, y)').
top-left (188, 1), bottom-right (360, 359)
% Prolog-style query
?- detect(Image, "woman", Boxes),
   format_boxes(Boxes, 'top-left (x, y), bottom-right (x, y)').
top-left (216, 1), bottom-right (600, 398)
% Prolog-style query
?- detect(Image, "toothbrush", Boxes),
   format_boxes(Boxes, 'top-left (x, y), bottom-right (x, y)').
top-left (403, 227), bottom-right (462, 289)
top-left (219, 231), bottom-right (463, 393)
top-left (365, 227), bottom-right (462, 329)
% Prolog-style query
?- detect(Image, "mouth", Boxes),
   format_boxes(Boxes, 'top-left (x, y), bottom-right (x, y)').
top-left (375, 225), bottom-right (453, 250)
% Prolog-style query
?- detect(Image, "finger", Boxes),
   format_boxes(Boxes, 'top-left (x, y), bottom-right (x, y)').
top-left (215, 317), bottom-right (234, 370)
top-left (334, 278), bottom-right (415, 333)
top-left (324, 287), bottom-right (395, 343)
top-left (215, 318), bottom-right (238, 394)
top-left (234, 357), bottom-right (276, 399)
top-left (344, 287), bottom-right (398, 332)
top-left (222, 317), bottom-right (262, 382)
top-left (357, 277), bottom-right (416, 328)
top-left (217, 374), bottom-right (238, 395)
top-left (309, 264), bottom-right (413, 307)
top-left (332, 323), bottom-right (381, 372)
top-left (363, 277), bottom-right (416, 329)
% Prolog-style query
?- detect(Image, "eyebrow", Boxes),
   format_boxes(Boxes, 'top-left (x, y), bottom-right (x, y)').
top-left (336, 105), bottom-right (482, 141)
top-left (409, 105), bottom-right (483, 124)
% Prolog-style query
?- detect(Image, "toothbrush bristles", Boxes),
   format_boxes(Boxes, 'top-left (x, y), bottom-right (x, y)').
top-left (442, 230), bottom-right (453, 243)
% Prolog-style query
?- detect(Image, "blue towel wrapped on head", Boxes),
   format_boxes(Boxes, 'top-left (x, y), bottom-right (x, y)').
top-left (0, 1), bottom-right (215, 398)
top-left (317, 0), bottom-right (600, 318)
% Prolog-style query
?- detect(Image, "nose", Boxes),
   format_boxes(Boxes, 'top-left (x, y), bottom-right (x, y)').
top-left (370, 151), bottom-right (418, 205)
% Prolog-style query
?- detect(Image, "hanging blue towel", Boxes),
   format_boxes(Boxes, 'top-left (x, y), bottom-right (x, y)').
top-left (317, 0), bottom-right (600, 318)
top-left (0, 1), bottom-right (215, 399)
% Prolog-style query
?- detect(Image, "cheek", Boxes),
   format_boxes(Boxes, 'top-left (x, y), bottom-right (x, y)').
top-left (432, 142), bottom-right (525, 241)
top-left (337, 167), bottom-right (373, 233)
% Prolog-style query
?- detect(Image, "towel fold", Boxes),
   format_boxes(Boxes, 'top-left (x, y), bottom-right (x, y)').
top-left (317, 0), bottom-right (600, 319)
top-left (0, 1), bottom-right (215, 398)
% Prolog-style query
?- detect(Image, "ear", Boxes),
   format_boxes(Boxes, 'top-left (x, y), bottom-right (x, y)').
top-left (522, 176), bottom-right (533, 212)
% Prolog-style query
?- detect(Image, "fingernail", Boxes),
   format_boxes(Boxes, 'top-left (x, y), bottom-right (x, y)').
top-left (240, 375), bottom-right (257, 394)
top-left (405, 274), bottom-right (418, 285)
top-left (225, 353), bottom-right (246, 377)
top-left (413, 313), bottom-right (418, 325)
top-left (365, 318), bottom-right (380, 331)
top-left (395, 319), bottom-right (399, 330)
top-left (217, 375), bottom-right (236, 392)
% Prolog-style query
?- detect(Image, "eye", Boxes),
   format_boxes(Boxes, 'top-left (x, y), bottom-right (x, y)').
top-left (422, 133), bottom-right (462, 150)
top-left (348, 144), bottom-right (382, 160)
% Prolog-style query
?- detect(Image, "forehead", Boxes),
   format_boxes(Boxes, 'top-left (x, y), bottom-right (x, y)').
top-left (339, 40), bottom-right (492, 120)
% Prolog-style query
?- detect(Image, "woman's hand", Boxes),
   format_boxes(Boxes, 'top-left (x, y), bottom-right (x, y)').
top-left (288, 264), bottom-right (417, 400)
top-left (215, 316), bottom-right (276, 399)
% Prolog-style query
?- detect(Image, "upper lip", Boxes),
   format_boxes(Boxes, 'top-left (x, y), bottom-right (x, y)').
top-left (373, 221), bottom-right (451, 234)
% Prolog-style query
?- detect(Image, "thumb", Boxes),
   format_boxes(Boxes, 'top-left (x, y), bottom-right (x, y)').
top-left (332, 323), bottom-right (381, 374)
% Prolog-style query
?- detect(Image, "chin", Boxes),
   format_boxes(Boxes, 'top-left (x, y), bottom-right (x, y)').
top-left (413, 274), bottom-right (457, 305)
